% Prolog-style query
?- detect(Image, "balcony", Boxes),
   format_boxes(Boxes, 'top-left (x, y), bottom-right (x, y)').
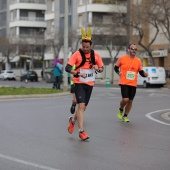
top-left (77, 1), bottom-right (127, 14)
top-left (10, 0), bottom-right (45, 4)
top-left (10, 0), bottom-right (46, 10)
top-left (10, 19), bottom-right (46, 28)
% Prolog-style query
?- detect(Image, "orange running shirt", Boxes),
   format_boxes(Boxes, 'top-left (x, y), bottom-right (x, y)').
top-left (115, 54), bottom-right (142, 87)
top-left (68, 50), bottom-right (104, 86)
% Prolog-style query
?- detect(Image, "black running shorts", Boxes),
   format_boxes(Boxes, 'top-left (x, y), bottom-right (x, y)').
top-left (120, 85), bottom-right (136, 100)
top-left (70, 84), bottom-right (75, 93)
top-left (74, 84), bottom-right (93, 106)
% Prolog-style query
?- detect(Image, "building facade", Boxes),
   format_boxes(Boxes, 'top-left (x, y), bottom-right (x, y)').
top-left (0, 0), bottom-right (170, 82)
top-left (0, 0), bottom-right (46, 72)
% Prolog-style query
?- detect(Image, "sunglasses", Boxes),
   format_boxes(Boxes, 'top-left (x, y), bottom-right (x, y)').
top-left (130, 48), bottom-right (137, 51)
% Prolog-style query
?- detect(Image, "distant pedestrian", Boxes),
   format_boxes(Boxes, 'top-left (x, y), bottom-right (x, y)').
top-left (53, 58), bottom-right (63, 89)
top-left (41, 70), bottom-right (43, 79)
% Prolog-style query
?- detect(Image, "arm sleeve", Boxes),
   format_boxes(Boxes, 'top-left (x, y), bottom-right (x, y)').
top-left (65, 64), bottom-right (72, 73)
top-left (139, 70), bottom-right (146, 77)
top-left (114, 65), bottom-right (120, 74)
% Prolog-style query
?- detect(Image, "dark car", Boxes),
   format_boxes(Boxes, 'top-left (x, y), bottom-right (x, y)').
top-left (44, 67), bottom-right (55, 83)
top-left (20, 71), bottom-right (38, 82)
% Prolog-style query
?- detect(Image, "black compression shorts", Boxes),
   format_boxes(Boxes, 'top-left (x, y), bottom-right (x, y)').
top-left (120, 85), bottom-right (136, 100)
top-left (74, 83), bottom-right (93, 106)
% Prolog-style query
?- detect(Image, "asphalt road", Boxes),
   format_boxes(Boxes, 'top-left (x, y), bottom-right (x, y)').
top-left (0, 84), bottom-right (170, 170)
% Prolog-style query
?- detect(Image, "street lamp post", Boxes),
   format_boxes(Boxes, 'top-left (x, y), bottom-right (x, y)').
top-left (63, 0), bottom-right (68, 91)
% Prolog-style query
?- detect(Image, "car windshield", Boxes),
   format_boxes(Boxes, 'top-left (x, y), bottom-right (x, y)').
top-left (28, 71), bottom-right (33, 74)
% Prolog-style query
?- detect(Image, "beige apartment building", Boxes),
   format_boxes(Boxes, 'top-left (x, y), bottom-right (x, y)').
top-left (129, 0), bottom-right (170, 77)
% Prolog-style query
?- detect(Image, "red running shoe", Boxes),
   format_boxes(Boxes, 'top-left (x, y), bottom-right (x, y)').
top-left (79, 131), bottom-right (89, 141)
top-left (68, 117), bottom-right (75, 134)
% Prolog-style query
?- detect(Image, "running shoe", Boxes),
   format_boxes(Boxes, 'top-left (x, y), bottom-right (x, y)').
top-left (117, 109), bottom-right (123, 120)
top-left (68, 117), bottom-right (75, 134)
top-left (79, 131), bottom-right (89, 141)
top-left (70, 104), bottom-right (76, 114)
top-left (122, 116), bottom-right (130, 122)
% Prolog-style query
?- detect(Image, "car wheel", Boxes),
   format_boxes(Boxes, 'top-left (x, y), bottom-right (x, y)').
top-left (143, 81), bottom-right (148, 88)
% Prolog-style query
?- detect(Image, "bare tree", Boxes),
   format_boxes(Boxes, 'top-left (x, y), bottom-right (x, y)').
top-left (0, 37), bottom-right (17, 70)
top-left (68, 30), bottom-right (81, 53)
top-left (46, 30), bottom-right (81, 61)
top-left (21, 30), bottom-right (45, 70)
top-left (151, 0), bottom-right (170, 49)
top-left (92, 12), bottom-right (127, 84)
top-left (123, 1), bottom-right (160, 65)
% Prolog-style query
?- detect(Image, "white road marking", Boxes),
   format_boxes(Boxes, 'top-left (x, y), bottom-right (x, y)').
top-left (149, 93), bottom-right (170, 97)
top-left (0, 153), bottom-right (60, 170)
top-left (161, 112), bottom-right (170, 121)
top-left (146, 109), bottom-right (170, 126)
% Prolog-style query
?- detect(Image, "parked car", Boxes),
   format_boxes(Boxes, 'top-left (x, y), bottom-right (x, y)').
top-left (0, 70), bottom-right (16, 80)
top-left (44, 67), bottom-right (64, 83)
top-left (20, 71), bottom-right (38, 82)
top-left (44, 67), bottom-right (55, 83)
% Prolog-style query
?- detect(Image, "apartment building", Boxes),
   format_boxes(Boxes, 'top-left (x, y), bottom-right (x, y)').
top-left (45, 0), bottom-right (79, 68)
top-left (129, 0), bottom-right (170, 76)
top-left (0, 0), bottom-right (46, 71)
top-left (1, 0), bottom-right (169, 81)
top-left (44, 0), bottom-right (128, 80)
top-left (0, 0), bottom-right (7, 37)
top-left (76, 0), bottom-right (128, 79)
top-left (0, 0), bottom-right (8, 70)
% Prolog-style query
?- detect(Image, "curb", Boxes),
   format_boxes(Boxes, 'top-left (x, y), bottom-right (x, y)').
top-left (0, 92), bottom-right (70, 99)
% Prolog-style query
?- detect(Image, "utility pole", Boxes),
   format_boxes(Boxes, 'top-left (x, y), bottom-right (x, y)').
top-left (63, 0), bottom-right (68, 91)
top-left (127, 0), bottom-right (131, 47)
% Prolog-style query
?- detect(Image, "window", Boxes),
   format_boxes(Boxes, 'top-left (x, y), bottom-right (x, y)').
top-left (78, 15), bottom-right (83, 27)
top-left (52, 0), bottom-right (55, 11)
top-left (134, 0), bottom-right (142, 5)
top-left (79, 0), bottom-right (83, 5)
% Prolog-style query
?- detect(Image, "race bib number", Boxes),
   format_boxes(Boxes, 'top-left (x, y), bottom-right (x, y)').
top-left (126, 71), bottom-right (135, 80)
top-left (79, 69), bottom-right (95, 82)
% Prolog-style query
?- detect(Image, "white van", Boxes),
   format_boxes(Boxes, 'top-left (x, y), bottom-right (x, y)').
top-left (137, 67), bottom-right (166, 88)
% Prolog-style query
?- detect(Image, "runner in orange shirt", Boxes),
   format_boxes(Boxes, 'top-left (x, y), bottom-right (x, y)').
top-left (114, 43), bottom-right (148, 122)
top-left (65, 28), bottom-right (104, 140)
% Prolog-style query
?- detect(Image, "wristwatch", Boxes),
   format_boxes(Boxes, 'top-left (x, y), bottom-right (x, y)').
top-left (74, 72), bottom-right (80, 78)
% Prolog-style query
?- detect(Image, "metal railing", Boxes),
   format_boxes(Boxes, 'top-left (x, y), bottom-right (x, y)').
top-left (92, 0), bottom-right (127, 5)
top-left (19, 17), bottom-right (44, 21)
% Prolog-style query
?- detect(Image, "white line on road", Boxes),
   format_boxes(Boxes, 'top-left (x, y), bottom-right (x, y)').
top-left (0, 153), bottom-right (60, 170)
top-left (146, 109), bottom-right (170, 126)
top-left (161, 112), bottom-right (170, 121)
